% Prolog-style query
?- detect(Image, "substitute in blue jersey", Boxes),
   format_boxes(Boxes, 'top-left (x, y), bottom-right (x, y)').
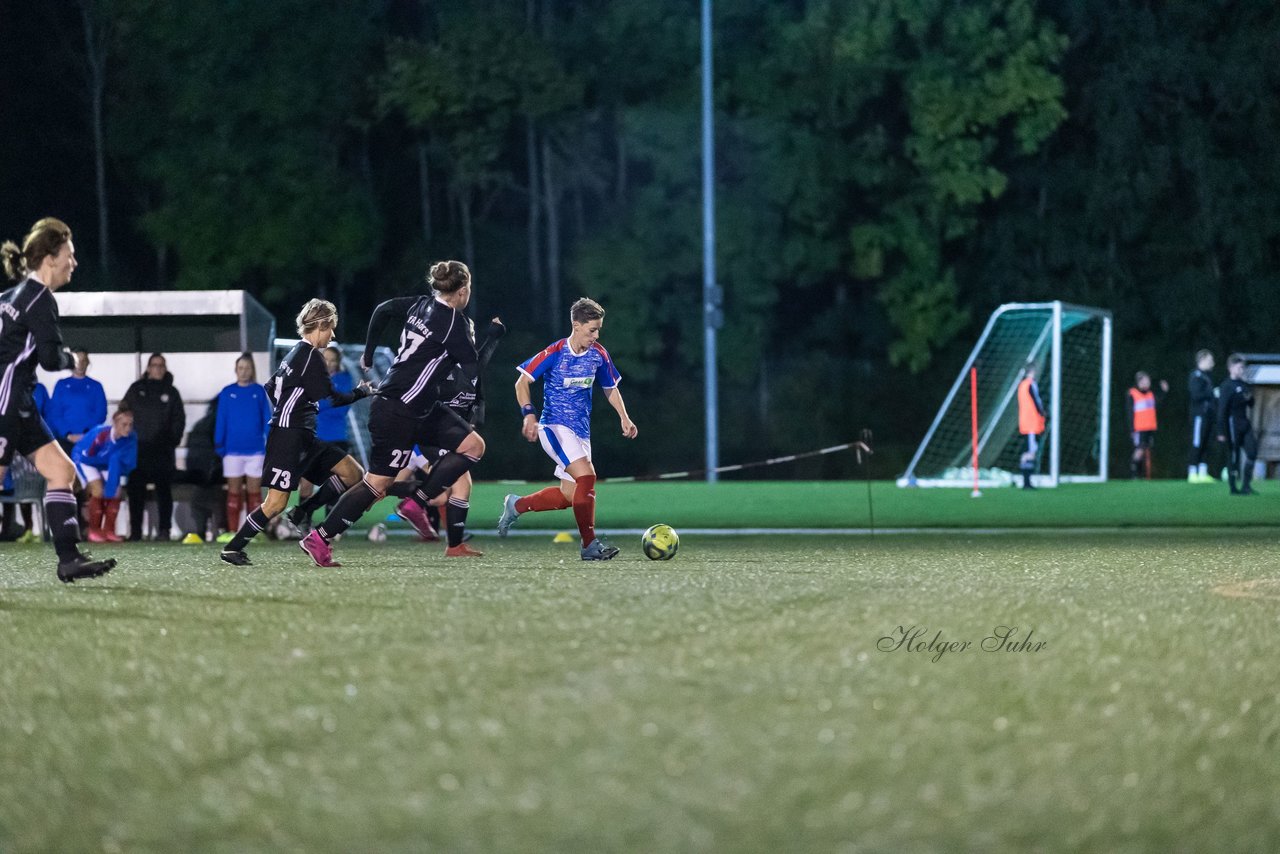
top-left (498, 297), bottom-right (637, 561)
top-left (0, 217), bottom-right (114, 581)
top-left (46, 348), bottom-right (107, 452)
top-left (219, 300), bottom-right (369, 567)
top-left (214, 353), bottom-right (273, 533)
top-left (302, 261), bottom-right (491, 565)
top-left (73, 408), bottom-right (136, 543)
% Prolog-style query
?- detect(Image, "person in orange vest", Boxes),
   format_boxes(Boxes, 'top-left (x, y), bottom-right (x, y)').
top-left (1017, 362), bottom-right (1046, 489)
top-left (1126, 371), bottom-right (1169, 479)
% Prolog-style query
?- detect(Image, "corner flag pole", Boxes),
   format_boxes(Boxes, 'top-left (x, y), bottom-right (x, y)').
top-left (970, 367), bottom-right (981, 497)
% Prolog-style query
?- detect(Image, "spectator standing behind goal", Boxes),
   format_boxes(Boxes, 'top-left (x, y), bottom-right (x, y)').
top-left (497, 297), bottom-right (638, 559)
top-left (123, 353), bottom-right (185, 540)
top-left (1187, 350), bottom-right (1216, 483)
top-left (1016, 362), bottom-right (1045, 490)
top-left (1216, 353), bottom-right (1257, 496)
top-left (1126, 371), bottom-right (1168, 479)
top-left (213, 353), bottom-right (272, 538)
top-left (46, 347), bottom-right (106, 454)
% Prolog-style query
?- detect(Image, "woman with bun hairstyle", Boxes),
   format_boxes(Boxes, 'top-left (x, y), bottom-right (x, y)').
top-left (301, 261), bottom-right (500, 565)
top-left (0, 218), bottom-right (116, 582)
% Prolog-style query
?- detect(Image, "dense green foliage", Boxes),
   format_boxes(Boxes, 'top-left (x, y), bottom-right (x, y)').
top-left (5, 530), bottom-right (1280, 850)
top-left (3, 1), bottom-right (1277, 477)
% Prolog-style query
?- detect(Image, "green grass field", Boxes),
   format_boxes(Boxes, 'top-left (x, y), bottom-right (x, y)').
top-left (3, 482), bottom-right (1280, 852)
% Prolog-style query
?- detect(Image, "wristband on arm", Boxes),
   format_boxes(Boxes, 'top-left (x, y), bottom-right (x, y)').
top-left (521, 404), bottom-right (536, 418)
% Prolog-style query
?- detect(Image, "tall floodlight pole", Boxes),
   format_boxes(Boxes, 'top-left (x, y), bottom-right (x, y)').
top-left (701, 0), bottom-right (721, 481)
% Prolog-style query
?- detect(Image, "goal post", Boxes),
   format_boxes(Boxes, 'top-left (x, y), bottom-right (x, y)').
top-left (898, 301), bottom-right (1112, 488)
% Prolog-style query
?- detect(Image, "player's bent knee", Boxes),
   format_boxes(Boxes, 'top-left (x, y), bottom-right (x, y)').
top-left (336, 456), bottom-right (363, 484)
top-left (261, 491), bottom-right (290, 517)
top-left (459, 432), bottom-right (486, 459)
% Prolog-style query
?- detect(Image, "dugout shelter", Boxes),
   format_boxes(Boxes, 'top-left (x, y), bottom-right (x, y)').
top-left (1240, 354), bottom-right (1280, 475)
top-left (36, 290), bottom-right (276, 469)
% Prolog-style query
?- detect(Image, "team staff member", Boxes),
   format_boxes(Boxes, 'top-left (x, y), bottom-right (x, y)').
top-left (123, 353), bottom-right (185, 540)
top-left (46, 348), bottom-right (106, 453)
top-left (497, 297), bottom-right (637, 560)
top-left (219, 300), bottom-right (369, 566)
top-left (1016, 362), bottom-right (1046, 490)
top-left (1216, 353), bottom-right (1256, 496)
top-left (301, 260), bottom-right (489, 565)
top-left (1188, 350), bottom-right (1216, 483)
top-left (72, 407), bottom-right (137, 543)
top-left (1125, 371), bottom-right (1168, 479)
top-left (214, 353), bottom-right (272, 535)
top-left (0, 217), bottom-right (115, 581)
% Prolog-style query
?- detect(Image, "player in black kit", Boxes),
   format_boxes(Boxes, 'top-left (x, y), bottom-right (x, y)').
top-left (1187, 349), bottom-right (1216, 483)
top-left (0, 218), bottom-right (115, 582)
top-left (300, 260), bottom-right (490, 566)
top-left (218, 299), bottom-right (371, 566)
top-left (1216, 353), bottom-right (1256, 495)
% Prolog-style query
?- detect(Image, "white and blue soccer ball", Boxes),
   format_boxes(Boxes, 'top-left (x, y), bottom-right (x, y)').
top-left (641, 524), bottom-right (679, 561)
top-left (367, 522), bottom-right (388, 544)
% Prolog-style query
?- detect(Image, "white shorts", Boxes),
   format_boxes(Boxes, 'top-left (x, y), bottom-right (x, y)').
top-left (75, 461), bottom-right (103, 486)
top-left (223, 453), bottom-right (265, 478)
top-left (538, 423), bottom-right (591, 483)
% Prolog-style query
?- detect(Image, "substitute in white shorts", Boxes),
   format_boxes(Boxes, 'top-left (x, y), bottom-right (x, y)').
top-left (222, 453), bottom-right (265, 478)
top-left (538, 423), bottom-right (591, 482)
top-left (75, 461), bottom-right (104, 486)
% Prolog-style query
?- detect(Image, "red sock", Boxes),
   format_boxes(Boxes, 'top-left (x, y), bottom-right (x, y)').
top-left (516, 486), bottom-right (572, 514)
top-left (226, 491), bottom-right (243, 531)
top-left (572, 475), bottom-right (596, 547)
top-left (246, 489), bottom-right (262, 514)
top-left (87, 495), bottom-right (104, 531)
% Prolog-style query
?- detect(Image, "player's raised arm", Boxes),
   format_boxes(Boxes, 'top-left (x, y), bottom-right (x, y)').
top-left (360, 296), bottom-right (417, 371)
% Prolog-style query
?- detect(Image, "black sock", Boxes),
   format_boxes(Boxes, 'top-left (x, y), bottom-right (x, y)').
top-left (386, 480), bottom-right (418, 499)
top-left (293, 475), bottom-right (346, 520)
top-left (227, 508), bottom-right (271, 552)
top-left (316, 480), bottom-right (381, 540)
top-left (44, 488), bottom-right (82, 561)
top-left (426, 503), bottom-right (441, 529)
top-left (446, 497), bottom-right (470, 547)
top-left (414, 452), bottom-right (478, 505)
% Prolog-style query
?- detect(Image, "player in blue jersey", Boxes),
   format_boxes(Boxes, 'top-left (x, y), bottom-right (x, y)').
top-left (72, 407), bottom-right (136, 543)
top-left (497, 297), bottom-right (637, 560)
top-left (214, 353), bottom-right (273, 536)
top-left (0, 218), bottom-right (115, 581)
top-left (46, 348), bottom-right (107, 453)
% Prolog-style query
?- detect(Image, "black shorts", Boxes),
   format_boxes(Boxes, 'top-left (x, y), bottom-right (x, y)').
top-left (0, 403), bottom-right (55, 467)
top-left (262, 427), bottom-right (347, 493)
top-left (1132, 430), bottom-right (1155, 449)
top-left (367, 397), bottom-right (472, 477)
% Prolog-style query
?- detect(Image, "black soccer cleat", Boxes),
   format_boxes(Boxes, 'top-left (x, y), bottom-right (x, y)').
top-left (56, 553), bottom-right (117, 584)
top-left (219, 549), bottom-right (253, 567)
top-left (581, 539), bottom-right (620, 561)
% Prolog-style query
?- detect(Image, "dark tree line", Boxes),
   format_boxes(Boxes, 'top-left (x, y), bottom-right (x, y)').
top-left (3, 0), bottom-right (1277, 478)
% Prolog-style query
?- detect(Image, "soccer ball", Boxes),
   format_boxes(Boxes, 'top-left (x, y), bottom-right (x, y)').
top-left (641, 524), bottom-right (679, 560)
top-left (367, 522), bottom-right (388, 544)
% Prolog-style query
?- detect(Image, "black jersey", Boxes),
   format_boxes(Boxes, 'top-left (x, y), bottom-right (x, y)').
top-left (0, 277), bottom-right (73, 416)
top-left (1188, 369), bottom-right (1215, 418)
top-left (1216, 377), bottom-right (1253, 438)
top-left (265, 341), bottom-right (367, 432)
top-left (364, 296), bottom-right (478, 417)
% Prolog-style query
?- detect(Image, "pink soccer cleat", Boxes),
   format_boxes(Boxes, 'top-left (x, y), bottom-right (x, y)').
top-left (397, 498), bottom-right (439, 541)
top-left (299, 530), bottom-right (341, 567)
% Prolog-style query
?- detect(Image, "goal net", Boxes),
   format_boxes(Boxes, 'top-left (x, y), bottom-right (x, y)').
top-left (898, 302), bottom-right (1112, 488)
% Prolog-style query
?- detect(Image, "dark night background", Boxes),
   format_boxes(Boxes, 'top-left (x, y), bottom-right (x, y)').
top-left (3, 0), bottom-right (1279, 480)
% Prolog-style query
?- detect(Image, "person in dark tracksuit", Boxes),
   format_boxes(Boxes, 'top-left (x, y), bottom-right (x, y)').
top-left (1216, 353), bottom-right (1256, 496)
top-left (1187, 350), bottom-right (1216, 483)
top-left (123, 353), bottom-right (185, 539)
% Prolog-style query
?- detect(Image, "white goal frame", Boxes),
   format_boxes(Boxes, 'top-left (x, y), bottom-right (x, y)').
top-left (897, 301), bottom-right (1113, 488)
